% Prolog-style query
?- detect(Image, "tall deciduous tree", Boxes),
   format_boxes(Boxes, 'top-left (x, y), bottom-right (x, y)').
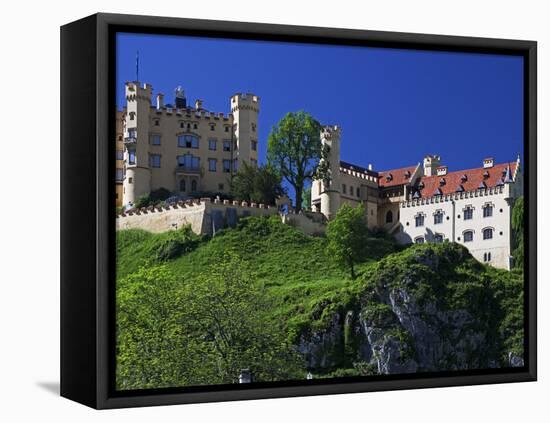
top-left (511, 196), bottom-right (524, 270)
top-left (267, 111), bottom-right (322, 212)
top-left (326, 204), bottom-right (370, 279)
top-left (231, 162), bottom-right (285, 205)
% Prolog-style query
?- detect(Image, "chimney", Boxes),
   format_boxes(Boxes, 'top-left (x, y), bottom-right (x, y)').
top-left (436, 165), bottom-right (448, 176)
top-left (195, 99), bottom-right (203, 110)
top-left (156, 93), bottom-right (164, 110)
top-left (368, 164), bottom-right (373, 171)
top-left (483, 157), bottom-right (494, 168)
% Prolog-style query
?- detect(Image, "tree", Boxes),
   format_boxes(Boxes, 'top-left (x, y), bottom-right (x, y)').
top-left (230, 162), bottom-right (285, 205)
top-left (267, 111), bottom-right (322, 212)
top-left (326, 204), bottom-right (370, 279)
top-left (302, 185), bottom-right (311, 211)
top-left (511, 196), bottom-right (524, 270)
top-left (116, 256), bottom-right (304, 389)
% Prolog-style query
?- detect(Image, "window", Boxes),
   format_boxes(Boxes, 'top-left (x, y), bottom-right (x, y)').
top-left (251, 122), bottom-right (257, 132)
top-left (179, 179), bottom-right (186, 192)
top-left (342, 184), bottom-right (347, 194)
top-left (149, 154), bottom-right (161, 168)
top-left (128, 150), bottom-right (136, 165)
top-left (128, 128), bottom-right (137, 138)
top-left (233, 158), bottom-right (238, 172)
top-left (357, 188), bottom-right (361, 198)
top-left (177, 154), bottom-right (200, 170)
top-left (223, 160), bottom-right (231, 173)
top-left (463, 230), bottom-right (473, 242)
top-left (223, 140), bottom-right (231, 151)
top-left (178, 134), bottom-right (199, 148)
top-left (209, 139), bottom-right (217, 150)
top-left (464, 206), bottom-right (473, 220)
top-left (209, 123), bottom-right (215, 131)
top-left (193, 123), bottom-right (198, 129)
top-left (415, 237), bottom-right (425, 244)
top-left (251, 140), bottom-right (257, 151)
top-left (179, 122), bottom-right (184, 129)
top-left (191, 180), bottom-right (197, 192)
top-left (483, 204), bottom-right (493, 218)
top-left (415, 214), bottom-right (424, 227)
top-left (483, 228), bottom-right (493, 240)
top-left (224, 126), bottom-right (229, 133)
top-left (434, 234), bottom-right (444, 243)
top-left (151, 134), bottom-right (161, 145)
top-left (153, 119), bottom-right (160, 126)
top-left (116, 150), bottom-right (124, 160)
top-left (483, 252), bottom-right (492, 262)
top-left (250, 158), bottom-right (258, 167)
top-left (208, 158), bottom-right (217, 172)
top-left (128, 177), bottom-right (133, 184)
top-left (434, 211), bottom-right (443, 225)
top-left (129, 112), bottom-right (135, 120)
top-left (386, 210), bottom-right (393, 224)
top-left (350, 186), bottom-right (354, 196)
top-left (115, 168), bottom-right (123, 181)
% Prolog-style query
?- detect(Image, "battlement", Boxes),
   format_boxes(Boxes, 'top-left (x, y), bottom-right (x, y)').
top-left (321, 125), bottom-right (340, 140)
top-left (339, 165), bottom-right (379, 183)
top-left (230, 93), bottom-right (260, 113)
top-left (125, 81), bottom-right (152, 101)
top-left (150, 107), bottom-right (233, 121)
top-left (401, 184), bottom-right (507, 208)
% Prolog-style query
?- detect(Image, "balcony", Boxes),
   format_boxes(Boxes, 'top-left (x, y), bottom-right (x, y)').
top-left (124, 135), bottom-right (137, 145)
top-left (175, 165), bottom-right (201, 175)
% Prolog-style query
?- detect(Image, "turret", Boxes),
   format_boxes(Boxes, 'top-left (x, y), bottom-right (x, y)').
top-left (423, 154), bottom-right (441, 177)
top-left (122, 82), bottom-right (153, 206)
top-left (319, 125), bottom-right (341, 220)
top-left (230, 93), bottom-right (260, 170)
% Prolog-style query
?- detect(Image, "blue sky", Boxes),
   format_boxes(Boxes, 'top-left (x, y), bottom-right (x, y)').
top-left (116, 32), bottom-right (524, 174)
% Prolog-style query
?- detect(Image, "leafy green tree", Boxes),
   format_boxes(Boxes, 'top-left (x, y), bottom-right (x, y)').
top-left (267, 111), bottom-right (322, 212)
top-left (231, 162), bottom-right (285, 205)
top-left (116, 255), bottom-right (305, 390)
top-left (134, 187), bottom-right (172, 208)
top-left (511, 196), bottom-right (524, 270)
top-left (326, 204), bottom-right (370, 279)
top-left (301, 185), bottom-right (312, 211)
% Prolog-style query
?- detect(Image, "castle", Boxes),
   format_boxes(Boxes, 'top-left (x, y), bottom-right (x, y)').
top-left (311, 126), bottom-right (523, 270)
top-left (115, 82), bottom-right (259, 207)
top-left (115, 83), bottom-right (522, 270)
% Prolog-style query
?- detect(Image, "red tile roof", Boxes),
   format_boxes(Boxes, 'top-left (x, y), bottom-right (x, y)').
top-left (378, 165), bottom-right (418, 188)
top-left (415, 162), bottom-right (517, 198)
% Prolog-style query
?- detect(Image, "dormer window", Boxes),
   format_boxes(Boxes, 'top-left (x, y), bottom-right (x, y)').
top-left (483, 170), bottom-right (490, 179)
top-left (439, 178), bottom-right (446, 186)
top-left (456, 184), bottom-right (464, 193)
top-left (418, 181), bottom-right (425, 189)
top-left (478, 181), bottom-right (487, 189)
top-left (404, 170), bottom-right (411, 179)
top-left (385, 174), bottom-right (393, 182)
top-left (461, 174), bottom-right (468, 182)
top-left (434, 188), bottom-right (443, 196)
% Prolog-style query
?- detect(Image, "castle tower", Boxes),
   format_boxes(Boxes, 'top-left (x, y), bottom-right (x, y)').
top-left (319, 125), bottom-right (341, 220)
top-left (230, 93), bottom-right (260, 170)
top-left (123, 82), bottom-right (152, 206)
top-left (423, 154), bottom-right (441, 177)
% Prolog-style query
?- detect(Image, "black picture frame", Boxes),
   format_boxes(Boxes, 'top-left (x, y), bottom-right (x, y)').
top-left (60, 12), bottom-right (537, 409)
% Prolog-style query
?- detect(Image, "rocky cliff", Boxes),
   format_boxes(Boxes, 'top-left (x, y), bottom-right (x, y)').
top-left (297, 243), bottom-right (524, 376)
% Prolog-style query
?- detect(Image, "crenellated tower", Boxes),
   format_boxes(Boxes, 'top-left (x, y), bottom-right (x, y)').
top-left (319, 125), bottom-right (341, 220)
top-left (123, 82), bottom-right (152, 206)
top-left (230, 93), bottom-right (260, 170)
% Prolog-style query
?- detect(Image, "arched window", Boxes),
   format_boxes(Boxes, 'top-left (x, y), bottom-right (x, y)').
top-left (179, 179), bottom-right (186, 192)
top-left (434, 210), bottom-right (443, 224)
top-left (386, 210), bottom-right (393, 223)
top-left (415, 237), bottom-right (425, 244)
top-left (415, 213), bottom-right (424, 227)
top-left (434, 234), bottom-right (444, 243)
top-left (191, 179), bottom-right (197, 192)
top-left (483, 203), bottom-right (493, 218)
top-left (483, 228), bottom-right (493, 240)
top-left (463, 230), bottom-right (474, 242)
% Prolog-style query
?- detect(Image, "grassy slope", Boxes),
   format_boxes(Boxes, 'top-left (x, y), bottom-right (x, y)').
top-left (117, 216), bottom-right (397, 337)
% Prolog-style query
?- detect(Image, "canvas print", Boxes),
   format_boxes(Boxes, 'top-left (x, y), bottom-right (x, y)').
top-left (114, 33), bottom-right (525, 391)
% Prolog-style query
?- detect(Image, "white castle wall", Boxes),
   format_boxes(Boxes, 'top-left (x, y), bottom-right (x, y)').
top-left (116, 198), bottom-right (327, 236)
top-left (396, 184), bottom-right (517, 270)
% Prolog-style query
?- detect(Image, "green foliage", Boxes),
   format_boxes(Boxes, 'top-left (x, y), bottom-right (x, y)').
top-left (511, 196), bottom-right (524, 270)
top-left (326, 204), bottom-right (370, 279)
top-left (267, 111), bottom-right (322, 211)
top-left (134, 187), bottom-right (172, 208)
top-left (230, 162), bottom-right (285, 205)
top-left (301, 185), bottom-right (312, 210)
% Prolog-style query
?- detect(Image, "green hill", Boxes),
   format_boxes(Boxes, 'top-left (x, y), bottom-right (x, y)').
top-left (116, 216), bottom-right (523, 390)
